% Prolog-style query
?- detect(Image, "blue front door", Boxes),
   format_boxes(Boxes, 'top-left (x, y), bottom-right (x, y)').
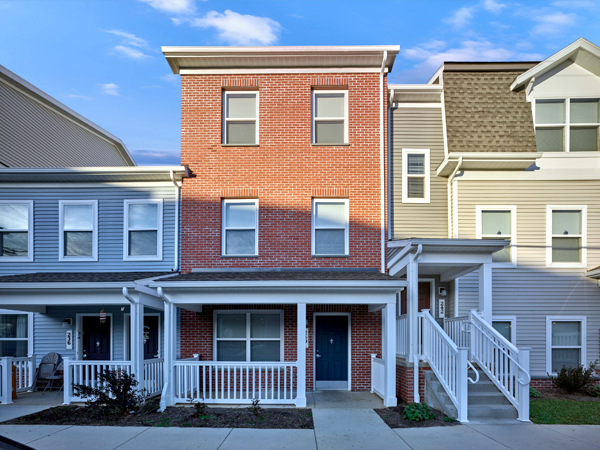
top-left (315, 316), bottom-right (349, 389)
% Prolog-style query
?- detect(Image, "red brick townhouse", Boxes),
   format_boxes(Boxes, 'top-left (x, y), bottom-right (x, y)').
top-left (151, 46), bottom-right (403, 409)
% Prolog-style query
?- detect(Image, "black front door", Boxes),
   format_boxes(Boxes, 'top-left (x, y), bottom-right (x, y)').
top-left (315, 316), bottom-right (349, 389)
top-left (143, 316), bottom-right (160, 360)
top-left (82, 316), bottom-right (111, 361)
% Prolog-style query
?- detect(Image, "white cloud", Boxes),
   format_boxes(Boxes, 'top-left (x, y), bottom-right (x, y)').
top-left (552, 1), bottom-right (595, 8)
top-left (160, 73), bottom-right (179, 83)
top-left (421, 40), bottom-right (448, 51)
top-left (518, 52), bottom-right (545, 60)
top-left (178, 10), bottom-right (282, 45)
top-left (104, 29), bottom-right (152, 61)
top-left (100, 83), bottom-right (120, 96)
top-left (138, 0), bottom-right (196, 14)
top-left (113, 45), bottom-right (151, 60)
top-left (66, 94), bottom-right (93, 100)
top-left (483, 0), bottom-right (506, 13)
top-left (444, 6), bottom-right (476, 28)
top-left (104, 29), bottom-right (148, 48)
top-left (531, 12), bottom-right (577, 36)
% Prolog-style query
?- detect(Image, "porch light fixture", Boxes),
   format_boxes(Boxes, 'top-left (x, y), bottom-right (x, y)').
top-left (62, 318), bottom-right (73, 329)
top-left (438, 287), bottom-right (447, 297)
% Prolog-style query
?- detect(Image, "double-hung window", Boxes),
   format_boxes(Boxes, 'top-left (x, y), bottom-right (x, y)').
top-left (547, 206), bottom-right (586, 267)
top-left (312, 199), bottom-right (349, 256)
top-left (59, 200), bottom-right (98, 261)
top-left (222, 199), bottom-right (258, 256)
top-left (214, 311), bottom-right (283, 362)
top-left (534, 98), bottom-right (600, 152)
top-left (0, 201), bottom-right (33, 262)
top-left (402, 149), bottom-right (430, 203)
top-left (546, 316), bottom-right (586, 374)
top-left (0, 313), bottom-right (32, 357)
top-left (312, 91), bottom-right (348, 144)
top-left (223, 91), bottom-right (258, 145)
top-left (124, 200), bottom-right (163, 261)
top-left (477, 206), bottom-right (516, 265)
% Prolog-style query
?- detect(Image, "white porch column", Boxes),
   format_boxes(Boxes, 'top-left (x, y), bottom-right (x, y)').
top-left (478, 263), bottom-right (492, 324)
top-left (407, 258), bottom-right (420, 403)
top-left (384, 303), bottom-right (397, 407)
top-left (130, 302), bottom-right (145, 392)
top-left (160, 301), bottom-right (176, 411)
top-left (295, 303), bottom-right (307, 407)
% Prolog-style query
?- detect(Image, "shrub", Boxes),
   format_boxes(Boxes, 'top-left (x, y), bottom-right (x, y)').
top-left (74, 369), bottom-right (147, 415)
top-left (191, 399), bottom-right (208, 417)
top-left (530, 387), bottom-right (542, 398)
top-left (444, 416), bottom-right (457, 423)
top-left (249, 398), bottom-right (262, 417)
top-left (587, 385), bottom-right (600, 397)
top-left (402, 403), bottom-right (435, 421)
top-left (550, 361), bottom-right (598, 394)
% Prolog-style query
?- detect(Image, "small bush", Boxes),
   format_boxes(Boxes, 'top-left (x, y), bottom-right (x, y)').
top-left (444, 416), bottom-right (457, 423)
top-left (550, 361), bottom-right (598, 394)
top-left (402, 403), bottom-right (435, 422)
top-left (249, 398), bottom-right (262, 417)
top-left (192, 399), bottom-right (208, 417)
top-left (587, 385), bottom-right (600, 397)
top-left (530, 387), bottom-right (542, 398)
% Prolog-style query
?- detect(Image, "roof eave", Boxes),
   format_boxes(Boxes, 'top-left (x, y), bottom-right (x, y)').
top-left (436, 152), bottom-right (542, 177)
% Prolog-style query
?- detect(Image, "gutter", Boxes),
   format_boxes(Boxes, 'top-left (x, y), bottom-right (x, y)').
top-left (170, 170), bottom-right (181, 272)
top-left (387, 88), bottom-right (394, 241)
top-left (380, 50), bottom-right (388, 273)
top-left (447, 156), bottom-right (463, 238)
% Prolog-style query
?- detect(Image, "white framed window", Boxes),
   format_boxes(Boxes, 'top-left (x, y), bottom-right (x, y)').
top-left (546, 205), bottom-right (587, 267)
top-left (402, 149), bottom-right (430, 203)
top-left (492, 316), bottom-right (517, 345)
top-left (213, 310), bottom-right (283, 362)
top-left (59, 200), bottom-right (98, 261)
top-left (0, 201), bottom-right (33, 262)
top-left (0, 311), bottom-right (33, 357)
top-left (476, 206), bottom-right (517, 266)
top-left (123, 200), bottom-right (163, 261)
top-left (222, 199), bottom-right (258, 256)
top-left (533, 98), bottom-right (600, 152)
top-left (546, 316), bottom-right (587, 374)
top-left (312, 90), bottom-right (348, 145)
top-left (222, 91), bottom-right (258, 145)
top-left (312, 198), bottom-right (349, 256)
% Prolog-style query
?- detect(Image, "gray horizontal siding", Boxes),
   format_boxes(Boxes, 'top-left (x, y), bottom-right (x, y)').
top-left (391, 107), bottom-right (447, 239)
top-left (0, 185), bottom-right (177, 273)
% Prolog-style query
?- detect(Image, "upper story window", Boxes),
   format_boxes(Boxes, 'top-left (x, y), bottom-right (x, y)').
top-left (312, 91), bottom-right (348, 145)
top-left (546, 316), bottom-right (586, 374)
top-left (59, 200), bottom-right (98, 261)
top-left (223, 91), bottom-right (258, 145)
top-left (222, 199), bottom-right (258, 256)
top-left (312, 199), bottom-right (349, 256)
top-left (402, 149), bottom-right (430, 203)
top-left (547, 206), bottom-right (587, 267)
top-left (534, 98), bottom-right (600, 152)
top-left (477, 206), bottom-right (517, 266)
top-left (0, 201), bottom-right (33, 262)
top-left (124, 200), bottom-right (163, 261)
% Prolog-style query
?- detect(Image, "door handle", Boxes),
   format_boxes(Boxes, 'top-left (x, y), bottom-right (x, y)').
top-left (316, 353), bottom-right (321, 358)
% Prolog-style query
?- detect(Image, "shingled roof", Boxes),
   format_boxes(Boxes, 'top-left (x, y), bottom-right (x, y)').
top-left (159, 269), bottom-right (396, 282)
top-left (0, 272), bottom-right (173, 283)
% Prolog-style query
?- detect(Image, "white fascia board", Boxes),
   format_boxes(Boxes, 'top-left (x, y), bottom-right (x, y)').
top-left (162, 45), bottom-right (400, 54)
top-left (436, 152), bottom-right (542, 177)
top-left (148, 280), bottom-right (406, 290)
top-left (0, 282), bottom-right (135, 289)
top-left (0, 166), bottom-right (188, 175)
top-left (427, 64), bottom-right (445, 85)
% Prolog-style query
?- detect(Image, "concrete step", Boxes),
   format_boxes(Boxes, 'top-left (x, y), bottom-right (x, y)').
top-left (467, 404), bottom-right (518, 419)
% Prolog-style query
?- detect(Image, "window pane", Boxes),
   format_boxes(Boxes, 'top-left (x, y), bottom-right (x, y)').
top-left (407, 154), bottom-right (425, 175)
top-left (251, 341), bottom-right (280, 362)
top-left (315, 121), bottom-right (344, 144)
top-left (63, 204), bottom-right (93, 230)
top-left (225, 202), bottom-right (256, 228)
top-left (570, 127), bottom-right (598, 152)
top-left (315, 229), bottom-right (345, 255)
top-left (217, 341), bottom-right (246, 361)
top-left (226, 122), bottom-right (256, 144)
top-left (226, 94), bottom-right (256, 119)
top-left (570, 99), bottom-right (599, 124)
top-left (552, 321), bottom-right (581, 346)
top-left (129, 231), bottom-right (158, 256)
top-left (552, 210), bottom-right (581, 235)
top-left (536, 100), bottom-right (565, 124)
top-left (0, 341), bottom-right (28, 358)
top-left (0, 315), bottom-right (28, 339)
top-left (0, 204), bottom-right (28, 230)
top-left (315, 93), bottom-right (345, 118)
top-left (552, 348), bottom-right (580, 372)
top-left (552, 237), bottom-right (580, 263)
top-left (492, 321), bottom-right (512, 342)
top-left (128, 203), bottom-right (158, 229)
top-left (64, 231), bottom-right (93, 257)
top-left (535, 128), bottom-right (564, 152)
top-left (482, 211), bottom-right (511, 236)
top-left (315, 202), bottom-right (346, 228)
top-left (407, 178), bottom-right (424, 198)
top-left (217, 314), bottom-right (246, 339)
top-left (225, 230), bottom-right (256, 255)
top-left (251, 314), bottom-right (280, 338)
top-left (0, 232), bottom-right (28, 257)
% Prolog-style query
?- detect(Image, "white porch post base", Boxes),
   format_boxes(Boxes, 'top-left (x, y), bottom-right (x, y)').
top-left (62, 357), bottom-right (71, 404)
top-left (295, 303), bottom-right (307, 408)
top-left (0, 358), bottom-right (13, 405)
top-left (517, 348), bottom-right (531, 422)
top-left (384, 303), bottom-right (397, 407)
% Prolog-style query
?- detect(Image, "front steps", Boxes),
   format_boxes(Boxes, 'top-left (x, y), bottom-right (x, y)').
top-left (424, 369), bottom-right (518, 421)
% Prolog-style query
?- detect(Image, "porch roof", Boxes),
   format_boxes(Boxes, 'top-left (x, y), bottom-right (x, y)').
top-left (0, 271), bottom-right (174, 289)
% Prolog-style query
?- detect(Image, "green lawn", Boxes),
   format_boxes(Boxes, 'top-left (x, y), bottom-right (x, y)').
top-left (530, 399), bottom-right (600, 425)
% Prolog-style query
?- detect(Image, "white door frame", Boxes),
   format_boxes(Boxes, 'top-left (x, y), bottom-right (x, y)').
top-left (313, 312), bottom-right (351, 391)
top-left (76, 313), bottom-right (114, 361)
top-left (419, 278), bottom-right (436, 316)
top-left (123, 312), bottom-right (162, 360)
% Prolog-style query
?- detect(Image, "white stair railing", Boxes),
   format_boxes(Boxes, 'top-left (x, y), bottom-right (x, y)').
top-left (443, 316), bottom-right (470, 348)
top-left (469, 310), bottom-right (531, 422)
top-left (396, 314), bottom-right (409, 358)
top-left (370, 354), bottom-right (385, 399)
top-left (144, 358), bottom-right (164, 397)
top-left (63, 359), bottom-right (134, 403)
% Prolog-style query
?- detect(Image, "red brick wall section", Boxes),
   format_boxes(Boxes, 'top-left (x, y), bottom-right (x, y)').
top-left (396, 364), bottom-right (429, 403)
top-left (179, 72), bottom-right (388, 272)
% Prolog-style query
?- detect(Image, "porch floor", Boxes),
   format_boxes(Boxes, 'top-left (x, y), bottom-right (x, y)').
top-left (309, 391), bottom-right (383, 409)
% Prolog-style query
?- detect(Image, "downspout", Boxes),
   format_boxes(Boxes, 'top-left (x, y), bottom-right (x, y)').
top-left (387, 89), bottom-right (394, 241)
top-left (170, 170), bottom-right (180, 272)
top-left (380, 51), bottom-right (388, 273)
top-left (447, 157), bottom-right (463, 238)
top-left (412, 243), bottom-right (423, 403)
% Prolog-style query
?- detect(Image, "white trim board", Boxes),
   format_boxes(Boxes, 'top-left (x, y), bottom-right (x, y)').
top-left (492, 316), bottom-right (517, 345)
top-left (313, 312), bottom-right (351, 391)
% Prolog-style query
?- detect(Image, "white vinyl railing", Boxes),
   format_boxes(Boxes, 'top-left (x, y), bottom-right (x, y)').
top-left (63, 358), bottom-right (134, 403)
top-left (370, 354), bottom-right (385, 399)
top-left (396, 314), bottom-right (409, 358)
top-left (144, 358), bottom-right (164, 397)
top-left (173, 361), bottom-right (298, 404)
top-left (469, 310), bottom-right (530, 421)
top-left (443, 316), bottom-right (470, 348)
top-left (0, 355), bottom-right (36, 405)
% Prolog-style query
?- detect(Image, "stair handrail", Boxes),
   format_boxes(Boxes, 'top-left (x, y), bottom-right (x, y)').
top-left (466, 361), bottom-right (479, 384)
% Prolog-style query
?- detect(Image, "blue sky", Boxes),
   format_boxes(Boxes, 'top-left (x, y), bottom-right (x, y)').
top-left (1, 0), bottom-right (599, 165)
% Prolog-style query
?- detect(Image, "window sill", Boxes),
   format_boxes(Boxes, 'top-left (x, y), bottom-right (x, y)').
top-left (59, 257), bottom-right (98, 262)
top-left (311, 254), bottom-right (351, 258)
top-left (311, 143), bottom-right (350, 147)
top-left (546, 262), bottom-right (587, 268)
top-left (0, 258), bottom-right (33, 263)
top-left (221, 255), bottom-right (259, 258)
top-left (124, 256), bottom-right (163, 262)
top-left (221, 144), bottom-right (260, 147)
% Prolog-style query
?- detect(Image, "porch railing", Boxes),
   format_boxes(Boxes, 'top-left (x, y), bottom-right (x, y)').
top-left (173, 361), bottom-right (298, 404)
top-left (370, 354), bottom-right (385, 399)
top-left (443, 316), bottom-right (470, 348)
top-left (396, 314), bottom-right (409, 358)
top-left (144, 358), bottom-right (164, 397)
top-left (0, 355), bottom-right (36, 404)
top-left (63, 359), bottom-right (134, 403)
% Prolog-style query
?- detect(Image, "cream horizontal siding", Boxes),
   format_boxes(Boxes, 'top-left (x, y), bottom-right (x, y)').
top-left (456, 179), bottom-right (600, 376)
top-left (391, 107), bottom-right (447, 239)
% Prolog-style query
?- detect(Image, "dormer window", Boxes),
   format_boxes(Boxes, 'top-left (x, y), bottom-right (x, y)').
top-left (534, 98), bottom-right (600, 152)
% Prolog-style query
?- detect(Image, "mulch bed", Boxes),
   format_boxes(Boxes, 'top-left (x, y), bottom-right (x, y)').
top-left (375, 404), bottom-right (461, 428)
